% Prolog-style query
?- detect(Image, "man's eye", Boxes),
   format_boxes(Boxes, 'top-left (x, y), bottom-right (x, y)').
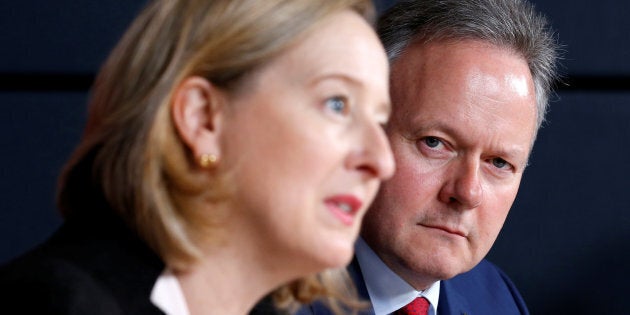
top-left (325, 96), bottom-right (348, 114)
top-left (424, 137), bottom-right (441, 148)
top-left (492, 158), bottom-right (510, 169)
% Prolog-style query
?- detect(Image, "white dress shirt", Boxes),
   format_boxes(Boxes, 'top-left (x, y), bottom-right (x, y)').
top-left (355, 237), bottom-right (440, 315)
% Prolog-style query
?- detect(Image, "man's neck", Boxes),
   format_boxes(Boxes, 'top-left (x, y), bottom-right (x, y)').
top-left (354, 237), bottom-right (441, 315)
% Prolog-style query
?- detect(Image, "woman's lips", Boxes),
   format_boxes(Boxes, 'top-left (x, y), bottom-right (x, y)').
top-left (325, 195), bottom-right (362, 226)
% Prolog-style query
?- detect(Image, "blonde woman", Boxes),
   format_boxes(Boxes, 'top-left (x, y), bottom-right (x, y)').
top-left (0, 0), bottom-right (394, 314)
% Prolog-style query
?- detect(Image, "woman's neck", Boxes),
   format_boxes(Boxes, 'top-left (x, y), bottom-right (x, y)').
top-left (174, 226), bottom-right (296, 315)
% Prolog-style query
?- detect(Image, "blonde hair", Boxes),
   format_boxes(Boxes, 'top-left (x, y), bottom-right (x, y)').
top-left (57, 0), bottom-right (374, 312)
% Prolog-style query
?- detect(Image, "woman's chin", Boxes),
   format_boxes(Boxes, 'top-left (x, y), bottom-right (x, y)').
top-left (313, 242), bottom-right (354, 269)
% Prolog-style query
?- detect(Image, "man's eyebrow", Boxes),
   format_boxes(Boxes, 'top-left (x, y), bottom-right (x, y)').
top-left (406, 120), bottom-right (459, 139)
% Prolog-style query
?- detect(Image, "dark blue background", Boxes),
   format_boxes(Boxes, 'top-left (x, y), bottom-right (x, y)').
top-left (1, 1), bottom-right (628, 314)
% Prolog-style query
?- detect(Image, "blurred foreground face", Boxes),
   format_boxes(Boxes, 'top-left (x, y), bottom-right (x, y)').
top-left (362, 40), bottom-right (537, 289)
top-left (221, 11), bottom-right (394, 273)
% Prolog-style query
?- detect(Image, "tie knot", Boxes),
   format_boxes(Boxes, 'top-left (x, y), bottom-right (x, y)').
top-left (395, 297), bottom-right (430, 315)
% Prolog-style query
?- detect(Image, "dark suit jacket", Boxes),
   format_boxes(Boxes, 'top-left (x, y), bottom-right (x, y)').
top-left (298, 258), bottom-right (529, 315)
top-left (0, 206), bottom-right (166, 314)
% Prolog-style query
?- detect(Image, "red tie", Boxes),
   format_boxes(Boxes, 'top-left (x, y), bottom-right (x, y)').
top-left (394, 297), bottom-right (430, 315)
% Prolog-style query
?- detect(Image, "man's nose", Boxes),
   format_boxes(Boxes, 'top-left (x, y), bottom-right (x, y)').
top-left (439, 158), bottom-right (483, 210)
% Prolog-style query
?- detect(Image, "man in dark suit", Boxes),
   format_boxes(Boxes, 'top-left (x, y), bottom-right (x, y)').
top-left (297, 0), bottom-right (559, 314)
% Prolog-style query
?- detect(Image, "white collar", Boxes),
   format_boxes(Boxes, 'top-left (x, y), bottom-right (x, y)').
top-left (150, 269), bottom-right (190, 315)
top-left (355, 237), bottom-right (440, 315)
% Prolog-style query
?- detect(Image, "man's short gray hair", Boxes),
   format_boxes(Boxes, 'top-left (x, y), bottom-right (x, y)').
top-left (378, 0), bottom-right (560, 131)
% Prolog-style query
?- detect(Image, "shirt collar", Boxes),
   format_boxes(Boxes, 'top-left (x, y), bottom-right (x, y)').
top-left (355, 237), bottom-right (440, 315)
top-left (151, 268), bottom-right (190, 315)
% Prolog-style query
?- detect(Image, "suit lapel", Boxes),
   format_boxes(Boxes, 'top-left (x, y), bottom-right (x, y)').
top-left (438, 279), bottom-right (471, 315)
top-left (348, 257), bottom-right (376, 315)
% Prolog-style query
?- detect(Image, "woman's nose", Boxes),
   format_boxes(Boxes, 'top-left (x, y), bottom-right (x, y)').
top-left (346, 122), bottom-right (395, 180)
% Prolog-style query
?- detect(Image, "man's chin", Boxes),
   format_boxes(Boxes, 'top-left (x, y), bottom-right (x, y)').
top-left (394, 256), bottom-right (474, 290)
top-left (417, 255), bottom-right (478, 282)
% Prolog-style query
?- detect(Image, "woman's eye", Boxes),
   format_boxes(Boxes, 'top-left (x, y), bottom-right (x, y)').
top-left (325, 96), bottom-right (348, 115)
top-left (424, 137), bottom-right (442, 148)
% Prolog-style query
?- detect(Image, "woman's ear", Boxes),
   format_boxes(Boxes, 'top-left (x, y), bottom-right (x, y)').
top-left (171, 76), bottom-right (226, 162)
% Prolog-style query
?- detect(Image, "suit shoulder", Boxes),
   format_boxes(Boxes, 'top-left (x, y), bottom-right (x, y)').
top-left (462, 259), bottom-right (524, 294)
top-left (447, 259), bottom-right (514, 287)
top-left (0, 251), bottom-right (122, 314)
top-left (440, 259), bottom-right (529, 314)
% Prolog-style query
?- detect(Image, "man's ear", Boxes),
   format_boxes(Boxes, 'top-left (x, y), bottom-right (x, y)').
top-left (171, 76), bottom-right (225, 161)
